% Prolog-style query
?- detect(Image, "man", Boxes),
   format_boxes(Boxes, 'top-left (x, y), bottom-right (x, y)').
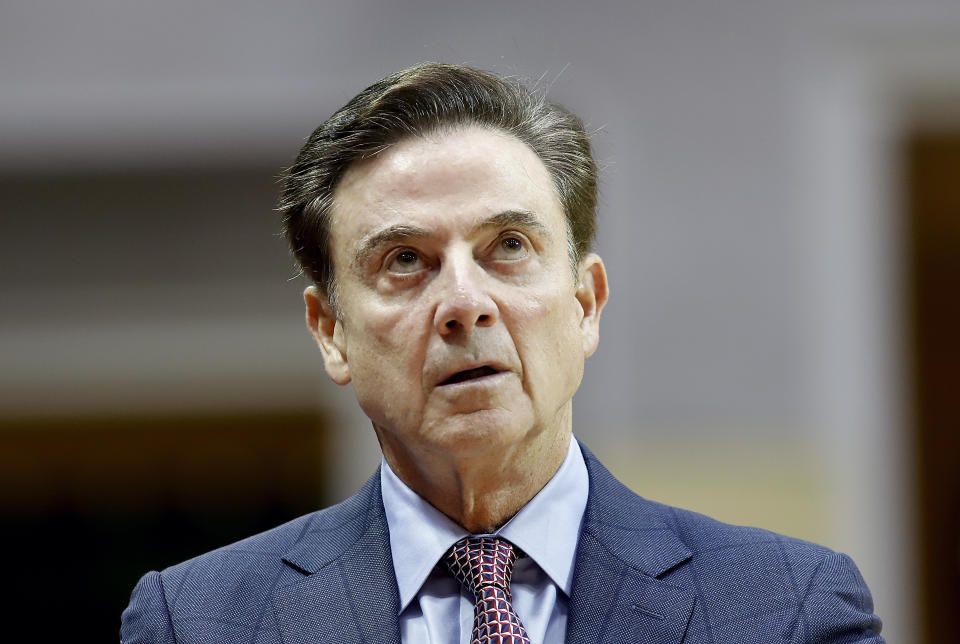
top-left (121, 63), bottom-right (884, 643)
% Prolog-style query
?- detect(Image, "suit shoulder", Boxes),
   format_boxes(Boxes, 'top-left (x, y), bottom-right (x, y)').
top-left (656, 501), bottom-right (834, 582)
top-left (621, 499), bottom-right (879, 641)
top-left (581, 444), bottom-right (846, 585)
top-left (158, 511), bottom-right (312, 585)
top-left (150, 486), bottom-right (368, 605)
top-left (655, 501), bottom-right (882, 639)
top-left (122, 487), bottom-right (377, 643)
top-left (666, 501), bottom-right (829, 555)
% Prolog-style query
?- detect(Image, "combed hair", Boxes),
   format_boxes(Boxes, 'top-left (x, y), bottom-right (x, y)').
top-left (278, 62), bottom-right (597, 308)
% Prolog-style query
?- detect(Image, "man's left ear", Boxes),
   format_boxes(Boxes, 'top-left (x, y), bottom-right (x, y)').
top-left (575, 253), bottom-right (609, 358)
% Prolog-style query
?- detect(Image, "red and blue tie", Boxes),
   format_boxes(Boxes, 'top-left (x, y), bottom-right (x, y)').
top-left (444, 536), bottom-right (532, 644)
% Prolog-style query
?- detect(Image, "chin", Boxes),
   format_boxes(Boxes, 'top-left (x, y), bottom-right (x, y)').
top-left (422, 408), bottom-right (535, 457)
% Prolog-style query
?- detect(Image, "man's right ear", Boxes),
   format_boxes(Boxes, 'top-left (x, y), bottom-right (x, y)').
top-left (304, 285), bottom-right (351, 385)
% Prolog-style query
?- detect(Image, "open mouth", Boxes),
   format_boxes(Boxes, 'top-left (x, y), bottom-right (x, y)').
top-left (440, 365), bottom-right (500, 385)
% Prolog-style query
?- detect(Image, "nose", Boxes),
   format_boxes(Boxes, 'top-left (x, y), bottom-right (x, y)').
top-left (433, 258), bottom-right (499, 338)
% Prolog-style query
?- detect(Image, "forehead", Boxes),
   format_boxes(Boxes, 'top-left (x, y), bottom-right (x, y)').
top-left (329, 127), bottom-right (566, 246)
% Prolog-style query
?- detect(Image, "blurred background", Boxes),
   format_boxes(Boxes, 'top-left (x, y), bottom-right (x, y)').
top-left (1, 1), bottom-right (958, 641)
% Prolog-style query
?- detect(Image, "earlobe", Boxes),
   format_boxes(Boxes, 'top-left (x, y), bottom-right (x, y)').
top-left (575, 253), bottom-right (609, 358)
top-left (304, 285), bottom-right (351, 385)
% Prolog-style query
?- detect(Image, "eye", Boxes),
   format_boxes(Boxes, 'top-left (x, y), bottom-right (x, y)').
top-left (502, 237), bottom-right (523, 252)
top-left (386, 248), bottom-right (425, 274)
top-left (490, 233), bottom-right (530, 260)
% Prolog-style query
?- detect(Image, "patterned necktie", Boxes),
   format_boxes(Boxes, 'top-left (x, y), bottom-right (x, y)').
top-left (444, 536), bottom-right (532, 644)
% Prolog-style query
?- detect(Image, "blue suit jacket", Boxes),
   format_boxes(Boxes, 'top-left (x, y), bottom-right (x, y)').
top-left (121, 445), bottom-right (883, 643)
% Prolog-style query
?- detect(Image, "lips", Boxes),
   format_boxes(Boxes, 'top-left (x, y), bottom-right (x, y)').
top-left (438, 365), bottom-right (502, 386)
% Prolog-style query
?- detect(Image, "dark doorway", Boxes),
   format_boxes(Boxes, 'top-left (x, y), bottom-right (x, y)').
top-left (905, 130), bottom-right (960, 644)
top-left (1, 411), bottom-right (327, 643)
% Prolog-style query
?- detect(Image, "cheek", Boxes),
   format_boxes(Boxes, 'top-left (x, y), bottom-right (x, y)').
top-left (522, 280), bottom-right (582, 338)
top-left (510, 288), bottom-right (584, 383)
top-left (343, 305), bottom-right (430, 393)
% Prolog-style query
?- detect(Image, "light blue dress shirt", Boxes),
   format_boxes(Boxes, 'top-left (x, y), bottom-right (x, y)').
top-left (380, 437), bottom-right (589, 644)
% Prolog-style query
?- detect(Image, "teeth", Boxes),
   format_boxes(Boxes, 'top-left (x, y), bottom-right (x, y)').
top-left (443, 366), bottom-right (498, 385)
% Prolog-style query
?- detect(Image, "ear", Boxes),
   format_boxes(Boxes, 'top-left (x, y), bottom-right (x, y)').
top-left (575, 253), bottom-right (609, 358)
top-left (304, 285), bottom-right (351, 385)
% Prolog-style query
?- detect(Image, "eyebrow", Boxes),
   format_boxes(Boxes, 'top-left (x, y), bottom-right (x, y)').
top-left (479, 209), bottom-right (549, 235)
top-left (351, 209), bottom-right (550, 269)
top-left (352, 224), bottom-right (429, 269)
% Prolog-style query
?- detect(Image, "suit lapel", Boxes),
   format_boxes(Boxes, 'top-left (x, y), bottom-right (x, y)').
top-left (273, 471), bottom-right (401, 644)
top-left (566, 445), bottom-right (696, 644)
top-left (270, 445), bottom-right (695, 644)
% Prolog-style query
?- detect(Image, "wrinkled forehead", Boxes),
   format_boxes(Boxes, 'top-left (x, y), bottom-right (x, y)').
top-left (329, 127), bottom-right (567, 246)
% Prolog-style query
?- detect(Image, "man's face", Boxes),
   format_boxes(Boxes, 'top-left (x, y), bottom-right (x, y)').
top-left (306, 127), bottom-right (606, 467)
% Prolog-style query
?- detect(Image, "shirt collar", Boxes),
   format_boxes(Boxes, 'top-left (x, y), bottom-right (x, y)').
top-left (381, 437), bottom-right (589, 612)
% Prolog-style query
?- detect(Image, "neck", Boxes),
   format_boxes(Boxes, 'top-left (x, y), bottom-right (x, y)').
top-left (376, 414), bottom-right (572, 533)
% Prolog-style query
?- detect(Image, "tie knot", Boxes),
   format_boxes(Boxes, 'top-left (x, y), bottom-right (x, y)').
top-left (444, 536), bottom-right (518, 598)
